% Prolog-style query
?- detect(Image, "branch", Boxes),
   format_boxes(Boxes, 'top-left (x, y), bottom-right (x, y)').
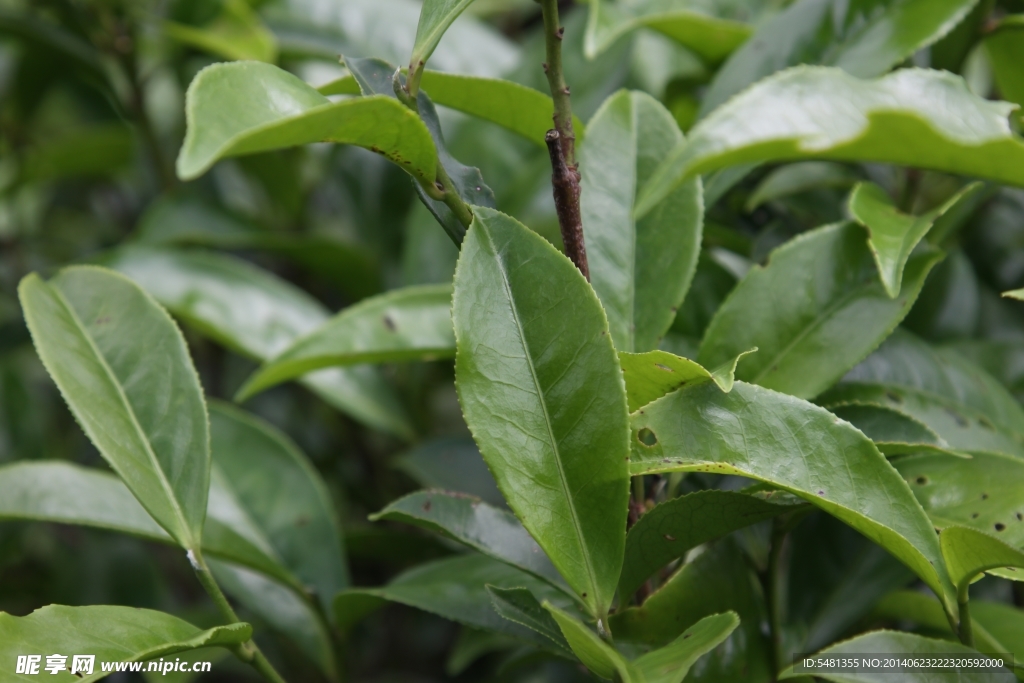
top-left (538, 0), bottom-right (589, 279)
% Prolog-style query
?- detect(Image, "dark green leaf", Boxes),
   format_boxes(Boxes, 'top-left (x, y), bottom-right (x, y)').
top-left (985, 16), bottom-right (1024, 125)
top-left (828, 404), bottom-right (960, 457)
top-left (629, 381), bottom-right (956, 611)
top-left (746, 162), bottom-right (860, 212)
top-left (453, 207), bottom-right (630, 618)
top-left (163, 0), bottom-right (278, 62)
top-left (237, 285), bottom-right (453, 401)
top-left (619, 490), bottom-right (803, 598)
top-left (19, 124), bottom-right (134, 184)
top-left (0, 606), bottom-right (251, 682)
top-left (176, 61), bottom-right (437, 182)
top-left (105, 246), bottom-right (413, 439)
top-left (486, 586), bottom-right (572, 654)
top-left (701, 0), bottom-right (981, 116)
top-left (581, 90), bottom-right (703, 352)
top-left (820, 330), bottom-right (1024, 458)
top-left (370, 490), bottom-right (561, 583)
top-left (849, 181), bottom-right (981, 298)
top-left (778, 630), bottom-right (1016, 682)
top-left (19, 267), bottom-right (209, 550)
top-left (698, 222), bottom-right (942, 400)
top-left (619, 348), bottom-right (755, 412)
top-left (641, 68), bottom-right (1024, 218)
top-left (393, 437), bottom-right (503, 506)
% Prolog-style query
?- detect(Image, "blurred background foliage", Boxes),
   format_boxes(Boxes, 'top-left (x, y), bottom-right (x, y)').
top-left (2, 0), bottom-right (1024, 681)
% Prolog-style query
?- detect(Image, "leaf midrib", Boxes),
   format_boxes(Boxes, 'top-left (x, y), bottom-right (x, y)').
top-left (48, 282), bottom-right (196, 549)
top-left (482, 226), bottom-right (601, 611)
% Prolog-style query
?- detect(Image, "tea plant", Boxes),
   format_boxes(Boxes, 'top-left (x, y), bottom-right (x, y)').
top-left (2, 0), bottom-right (1024, 681)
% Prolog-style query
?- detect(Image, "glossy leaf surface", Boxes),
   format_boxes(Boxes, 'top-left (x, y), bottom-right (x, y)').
top-left (0, 606), bottom-right (251, 683)
top-left (19, 267), bottom-right (209, 549)
top-left (821, 330), bottom-right (1024, 458)
top-left (701, 0), bottom-right (981, 115)
top-left (849, 181), bottom-right (980, 298)
top-left (453, 207), bottom-right (630, 617)
top-left (333, 553), bottom-right (573, 651)
top-left (698, 222), bottom-right (941, 400)
top-left (778, 630), bottom-right (1015, 682)
top-left (619, 348), bottom-right (754, 412)
top-left (619, 490), bottom-right (802, 598)
top-left (237, 284), bottom-right (454, 400)
top-left (629, 381), bottom-right (955, 610)
top-left (370, 490), bottom-right (561, 583)
top-left (580, 90), bottom-right (703, 353)
top-left (106, 246), bottom-right (412, 439)
top-left (640, 68), bottom-right (1024, 218)
top-left (941, 526), bottom-right (1024, 597)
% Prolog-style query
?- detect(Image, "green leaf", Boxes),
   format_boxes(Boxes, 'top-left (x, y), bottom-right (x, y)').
top-left (612, 540), bottom-right (773, 681)
top-left (208, 402), bottom-right (348, 613)
top-left (896, 452), bottom-right (1024, 549)
top-left (236, 284), bottom-right (454, 401)
top-left (619, 490), bottom-right (803, 598)
top-left (698, 222), bottom-right (942, 400)
top-left (941, 526), bottom-right (1024, 598)
top-left (584, 0), bottom-right (755, 63)
top-left (546, 602), bottom-right (739, 682)
top-left (849, 181), bottom-right (982, 298)
top-left (370, 490), bottom-right (561, 584)
top-left (486, 586), bottom-right (572, 654)
top-left (746, 162), bottom-right (861, 212)
top-left (345, 56), bottom-right (495, 244)
top-left (452, 207), bottom-right (630, 618)
top-left (319, 71), bottom-right (586, 147)
top-left (619, 348), bottom-right (755, 412)
top-left (1003, 288), bottom-right (1024, 301)
top-left (163, 0), bottom-right (278, 63)
top-left (777, 630), bottom-right (1016, 682)
top-left (828, 404), bottom-right (960, 457)
top-left (640, 67), bottom-right (1024, 219)
top-left (333, 553), bottom-right (575, 651)
top-left (701, 0), bottom-right (981, 116)
top-left (629, 380), bottom-right (956, 612)
top-left (19, 124), bottom-right (135, 184)
top-left (176, 61), bottom-right (437, 183)
top-left (411, 0), bottom-right (480, 74)
top-left (985, 16), bottom-right (1024, 124)
top-left (393, 437), bottom-right (503, 506)
top-left (819, 330), bottom-right (1024, 458)
top-left (208, 559), bottom-right (336, 678)
top-left (19, 267), bottom-right (209, 550)
top-left (581, 90), bottom-right (703, 352)
top-left (0, 606), bottom-right (251, 683)
top-left (105, 246), bottom-right (413, 440)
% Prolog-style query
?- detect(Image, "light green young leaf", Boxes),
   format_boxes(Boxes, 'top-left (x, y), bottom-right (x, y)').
top-left (453, 207), bottom-right (630, 619)
top-left (698, 222), bottom-right (942, 400)
top-left (543, 603), bottom-right (622, 680)
top-left (746, 161), bottom-right (861, 212)
top-left (581, 90), bottom-right (703, 353)
top-left (333, 553), bottom-right (574, 652)
top-left (584, 0), bottom-right (755, 63)
top-left (640, 67), bottom-right (1024, 219)
top-left (176, 61), bottom-right (437, 182)
top-left (0, 606), bottom-right (251, 683)
top-left (778, 630), bottom-right (1016, 682)
top-left (1003, 288), bottom-right (1024, 301)
top-left (370, 490), bottom-right (562, 584)
top-left (19, 267), bottom-right (209, 550)
top-left (701, 0), bottom-right (980, 116)
top-left (486, 586), bottom-right (572, 654)
top-left (849, 181), bottom-right (982, 298)
top-left (208, 402), bottom-right (348, 613)
top-left (629, 381), bottom-right (956, 613)
top-left (236, 285), bottom-right (453, 401)
top-left (619, 348), bottom-right (755, 412)
top-left (411, 0), bottom-right (479, 75)
top-left (896, 452), bottom-right (1024, 549)
top-left (105, 246), bottom-right (413, 440)
top-left (318, 71), bottom-right (586, 148)
top-left (820, 330), bottom-right (1024, 458)
top-left (163, 0), bottom-right (278, 63)
top-left (619, 490), bottom-right (803, 598)
top-left (941, 526), bottom-right (1024, 598)
top-left (985, 16), bottom-right (1024, 124)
